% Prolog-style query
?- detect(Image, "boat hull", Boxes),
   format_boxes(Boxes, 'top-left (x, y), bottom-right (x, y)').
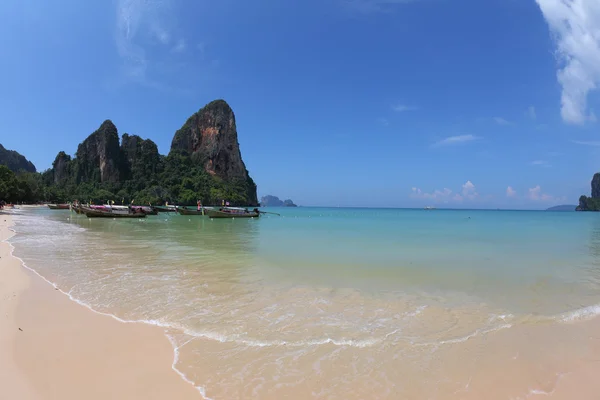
top-left (176, 207), bottom-right (214, 216)
top-left (205, 209), bottom-right (259, 218)
top-left (80, 206), bottom-right (146, 218)
top-left (48, 204), bottom-right (70, 210)
top-left (154, 206), bottom-right (178, 212)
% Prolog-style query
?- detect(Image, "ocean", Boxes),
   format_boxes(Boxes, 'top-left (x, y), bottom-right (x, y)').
top-left (8, 207), bottom-right (600, 399)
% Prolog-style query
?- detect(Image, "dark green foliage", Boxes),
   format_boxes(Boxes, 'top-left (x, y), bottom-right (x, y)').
top-left (16, 142), bottom-right (257, 206)
top-left (3, 100), bottom-right (258, 206)
top-left (577, 195), bottom-right (600, 211)
top-left (0, 144), bottom-right (36, 173)
top-left (578, 173), bottom-right (600, 211)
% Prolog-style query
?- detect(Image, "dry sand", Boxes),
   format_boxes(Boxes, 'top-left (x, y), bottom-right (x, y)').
top-left (0, 213), bottom-right (200, 400)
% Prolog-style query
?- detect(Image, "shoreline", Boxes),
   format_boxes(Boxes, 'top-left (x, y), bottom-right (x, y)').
top-left (4, 207), bottom-right (600, 399)
top-left (0, 212), bottom-right (201, 400)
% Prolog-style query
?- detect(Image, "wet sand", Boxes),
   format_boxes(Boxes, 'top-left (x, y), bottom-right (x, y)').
top-left (0, 213), bottom-right (199, 400)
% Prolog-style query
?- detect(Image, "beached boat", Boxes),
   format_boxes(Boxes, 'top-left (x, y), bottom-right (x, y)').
top-left (80, 206), bottom-right (146, 218)
top-left (48, 204), bottom-right (70, 210)
top-left (205, 207), bottom-right (260, 219)
top-left (154, 205), bottom-right (178, 212)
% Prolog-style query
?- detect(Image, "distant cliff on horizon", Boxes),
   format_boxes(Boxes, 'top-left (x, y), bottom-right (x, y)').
top-left (577, 173), bottom-right (600, 211)
top-left (260, 195), bottom-right (297, 207)
top-left (0, 144), bottom-right (36, 173)
top-left (0, 99), bottom-right (258, 205)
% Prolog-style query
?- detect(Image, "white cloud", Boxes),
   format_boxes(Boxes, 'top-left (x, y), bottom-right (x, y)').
top-left (527, 106), bottom-right (537, 120)
top-left (531, 160), bottom-right (551, 167)
top-left (392, 104), bottom-right (417, 112)
top-left (494, 117), bottom-right (511, 125)
top-left (410, 187), bottom-right (453, 202)
top-left (573, 140), bottom-right (600, 146)
top-left (535, 0), bottom-right (600, 124)
top-left (411, 181), bottom-right (478, 203)
top-left (506, 186), bottom-right (517, 197)
top-left (461, 180), bottom-right (478, 199)
top-left (527, 185), bottom-right (555, 201)
top-left (433, 134), bottom-right (480, 147)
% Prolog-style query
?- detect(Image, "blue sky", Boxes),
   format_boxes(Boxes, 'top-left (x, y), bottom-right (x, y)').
top-left (1, 0), bottom-right (600, 208)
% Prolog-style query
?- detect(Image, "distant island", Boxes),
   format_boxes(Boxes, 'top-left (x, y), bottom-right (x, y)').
top-left (0, 99), bottom-right (258, 206)
top-left (260, 195), bottom-right (297, 207)
top-left (546, 205), bottom-right (577, 211)
top-left (577, 173), bottom-right (600, 211)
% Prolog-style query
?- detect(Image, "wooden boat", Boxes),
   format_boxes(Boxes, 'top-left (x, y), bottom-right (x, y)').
top-left (205, 207), bottom-right (260, 219)
top-left (176, 207), bottom-right (214, 216)
top-left (70, 204), bottom-right (83, 214)
top-left (48, 204), bottom-right (70, 210)
top-left (154, 205), bottom-right (178, 212)
top-left (130, 205), bottom-right (158, 215)
top-left (80, 206), bottom-right (146, 218)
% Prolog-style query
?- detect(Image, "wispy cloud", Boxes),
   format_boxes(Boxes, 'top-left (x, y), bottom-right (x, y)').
top-left (172, 38), bottom-right (186, 53)
top-left (527, 185), bottom-right (556, 202)
top-left (535, 0), bottom-right (600, 124)
top-left (506, 186), bottom-right (517, 197)
top-left (410, 187), bottom-right (453, 201)
top-left (572, 140), bottom-right (600, 146)
top-left (527, 106), bottom-right (537, 120)
top-left (433, 134), bottom-right (480, 147)
top-left (342, 0), bottom-right (416, 13)
top-left (377, 117), bottom-right (390, 126)
top-left (494, 117), bottom-right (512, 126)
top-left (531, 160), bottom-right (551, 167)
top-left (392, 104), bottom-right (418, 112)
top-left (411, 181), bottom-right (478, 203)
top-left (115, 0), bottom-right (187, 85)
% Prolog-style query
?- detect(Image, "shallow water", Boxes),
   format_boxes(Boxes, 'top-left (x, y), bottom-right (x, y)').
top-left (9, 207), bottom-right (600, 399)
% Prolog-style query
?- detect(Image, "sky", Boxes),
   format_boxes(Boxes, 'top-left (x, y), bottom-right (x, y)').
top-left (1, 0), bottom-right (600, 209)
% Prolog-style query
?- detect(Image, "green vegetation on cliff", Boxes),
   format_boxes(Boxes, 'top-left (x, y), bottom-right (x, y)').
top-left (0, 100), bottom-right (258, 206)
top-left (577, 173), bottom-right (600, 211)
top-left (0, 144), bottom-right (36, 173)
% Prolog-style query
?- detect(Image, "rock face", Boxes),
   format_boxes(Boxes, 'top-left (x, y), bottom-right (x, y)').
top-left (283, 199), bottom-right (297, 207)
top-left (52, 151), bottom-right (71, 184)
top-left (45, 99), bottom-right (258, 206)
top-left (74, 120), bottom-right (123, 183)
top-left (170, 100), bottom-right (250, 180)
top-left (0, 144), bottom-right (36, 173)
top-left (121, 134), bottom-right (160, 179)
top-left (592, 173), bottom-right (600, 198)
top-left (261, 195), bottom-right (297, 207)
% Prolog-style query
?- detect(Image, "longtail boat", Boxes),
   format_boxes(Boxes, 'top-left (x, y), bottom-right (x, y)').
top-left (205, 207), bottom-right (260, 219)
top-left (154, 205), bottom-right (178, 212)
top-left (80, 206), bottom-right (146, 218)
top-left (130, 205), bottom-right (158, 215)
top-left (176, 207), bottom-right (214, 216)
top-left (48, 204), bottom-right (70, 210)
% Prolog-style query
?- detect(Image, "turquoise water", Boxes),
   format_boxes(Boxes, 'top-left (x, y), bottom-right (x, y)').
top-left (8, 207), bottom-right (600, 399)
